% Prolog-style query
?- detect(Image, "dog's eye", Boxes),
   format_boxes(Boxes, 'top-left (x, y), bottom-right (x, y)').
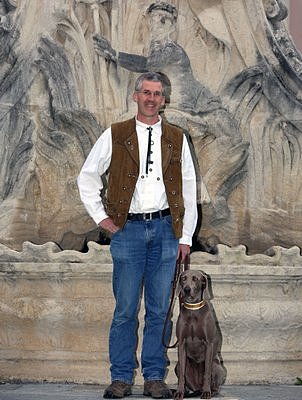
top-left (192, 276), bottom-right (198, 282)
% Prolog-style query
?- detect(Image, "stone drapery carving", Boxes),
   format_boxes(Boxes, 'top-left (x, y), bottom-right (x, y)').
top-left (0, 0), bottom-right (301, 253)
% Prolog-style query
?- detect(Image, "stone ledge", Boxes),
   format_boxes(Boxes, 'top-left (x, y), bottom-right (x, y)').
top-left (0, 243), bottom-right (301, 385)
top-left (0, 241), bottom-right (301, 266)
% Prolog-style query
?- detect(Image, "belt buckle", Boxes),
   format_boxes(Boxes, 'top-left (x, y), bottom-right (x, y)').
top-left (144, 212), bottom-right (152, 220)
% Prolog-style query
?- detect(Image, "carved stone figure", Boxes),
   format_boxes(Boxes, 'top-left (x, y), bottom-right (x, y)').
top-left (93, 2), bottom-right (249, 225)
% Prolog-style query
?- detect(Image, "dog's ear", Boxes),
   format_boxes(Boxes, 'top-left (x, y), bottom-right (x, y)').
top-left (200, 271), bottom-right (211, 300)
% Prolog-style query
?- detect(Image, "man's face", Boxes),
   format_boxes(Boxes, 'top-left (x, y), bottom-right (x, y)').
top-left (133, 80), bottom-right (165, 123)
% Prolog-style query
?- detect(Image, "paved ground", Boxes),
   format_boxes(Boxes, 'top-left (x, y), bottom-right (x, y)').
top-left (0, 384), bottom-right (301, 400)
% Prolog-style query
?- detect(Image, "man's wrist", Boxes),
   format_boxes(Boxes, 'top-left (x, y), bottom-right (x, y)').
top-left (97, 214), bottom-right (109, 226)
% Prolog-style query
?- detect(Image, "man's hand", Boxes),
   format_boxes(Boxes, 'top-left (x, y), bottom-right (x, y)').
top-left (177, 244), bottom-right (190, 263)
top-left (99, 217), bottom-right (120, 234)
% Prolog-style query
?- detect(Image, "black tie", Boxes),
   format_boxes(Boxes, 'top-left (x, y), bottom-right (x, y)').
top-left (146, 126), bottom-right (153, 175)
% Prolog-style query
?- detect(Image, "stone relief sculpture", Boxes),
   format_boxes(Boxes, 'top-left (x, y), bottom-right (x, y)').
top-left (93, 2), bottom-right (249, 228)
top-left (0, 0), bottom-right (301, 254)
top-left (0, 0), bottom-right (104, 250)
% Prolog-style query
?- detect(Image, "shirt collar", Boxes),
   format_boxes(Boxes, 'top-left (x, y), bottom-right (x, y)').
top-left (135, 116), bottom-right (162, 130)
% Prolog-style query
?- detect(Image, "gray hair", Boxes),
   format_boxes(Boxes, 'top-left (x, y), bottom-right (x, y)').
top-left (134, 72), bottom-right (169, 98)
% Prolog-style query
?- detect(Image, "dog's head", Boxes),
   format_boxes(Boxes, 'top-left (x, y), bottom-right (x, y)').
top-left (179, 270), bottom-right (210, 303)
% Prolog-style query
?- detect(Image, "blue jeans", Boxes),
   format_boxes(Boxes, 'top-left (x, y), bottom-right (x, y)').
top-left (109, 214), bottom-right (178, 384)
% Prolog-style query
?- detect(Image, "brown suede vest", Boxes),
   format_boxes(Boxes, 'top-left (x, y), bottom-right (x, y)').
top-left (105, 117), bottom-right (184, 238)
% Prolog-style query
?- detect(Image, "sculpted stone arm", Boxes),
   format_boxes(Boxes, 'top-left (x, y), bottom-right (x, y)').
top-left (120, 43), bottom-right (188, 74)
top-left (93, 33), bottom-right (148, 72)
top-left (118, 51), bottom-right (148, 73)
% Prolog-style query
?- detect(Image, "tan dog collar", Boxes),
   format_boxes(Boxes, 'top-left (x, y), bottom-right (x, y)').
top-left (183, 300), bottom-right (207, 310)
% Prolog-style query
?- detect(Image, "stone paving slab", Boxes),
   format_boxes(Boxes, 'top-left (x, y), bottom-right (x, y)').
top-left (0, 384), bottom-right (301, 400)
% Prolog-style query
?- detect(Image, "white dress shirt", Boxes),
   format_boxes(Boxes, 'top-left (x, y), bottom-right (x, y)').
top-left (77, 117), bottom-right (198, 245)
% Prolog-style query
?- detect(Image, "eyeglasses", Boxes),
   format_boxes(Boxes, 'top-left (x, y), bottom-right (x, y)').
top-left (137, 90), bottom-right (164, 98)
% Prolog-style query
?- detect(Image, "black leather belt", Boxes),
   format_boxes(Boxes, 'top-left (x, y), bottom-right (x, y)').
top-left (127, 208), bottom-right (170, 221)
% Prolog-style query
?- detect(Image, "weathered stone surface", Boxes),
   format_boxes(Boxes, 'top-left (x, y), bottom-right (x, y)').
top-left (0, 242), bottom-right (301, 384)
top-left (0, 1), bottom-right (301, 252)
top-left (0, 240), bottom-right (302, 267)
top-left (0, 240), bottom-right (113, 263)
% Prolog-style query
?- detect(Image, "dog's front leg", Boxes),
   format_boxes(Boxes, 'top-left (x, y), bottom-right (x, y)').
top-left (174, 339), bottom-right (187, 400)
top-left (201, 342), bottom-right (213, 399)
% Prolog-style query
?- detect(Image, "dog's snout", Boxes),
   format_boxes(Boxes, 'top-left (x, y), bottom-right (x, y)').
top-left (184, 286), bottom-right (191, 295)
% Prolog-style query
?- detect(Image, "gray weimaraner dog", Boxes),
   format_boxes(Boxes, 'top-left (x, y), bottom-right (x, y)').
top-left (174, 270), bottom-right (226, 399)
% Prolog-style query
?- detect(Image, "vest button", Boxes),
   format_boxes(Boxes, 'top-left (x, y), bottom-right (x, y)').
top-left (172, 190), bottom-right (176, 195)
top-left (157, 177), bottom-right (160, 181)
top-left (168, 143), bottom-right (172, 148)
top-left (141, 175), bottom-right (145, 179)
top-left (123, 187), bottom-right (126, 190)
top-left (169, 177), bottom-right (173, 181)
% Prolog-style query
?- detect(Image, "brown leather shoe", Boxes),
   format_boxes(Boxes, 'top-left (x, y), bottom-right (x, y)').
top-left (103, 381), bottom-right (132, 398)
top-left (143, 380), bottom-right (172, 399)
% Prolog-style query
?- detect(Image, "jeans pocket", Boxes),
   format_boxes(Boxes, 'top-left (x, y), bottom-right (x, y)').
top-left (162, 214), bottom-right (173, 226)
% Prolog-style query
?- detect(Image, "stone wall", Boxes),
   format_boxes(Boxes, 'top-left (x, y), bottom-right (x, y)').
top-left (0, 0), bottom-right (301, 253)
top-left (0, 242), bottom-right (301, 384)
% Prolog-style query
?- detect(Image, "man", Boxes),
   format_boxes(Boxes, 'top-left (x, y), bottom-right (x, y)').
top-left (77, 72), bottom-right (197, 398)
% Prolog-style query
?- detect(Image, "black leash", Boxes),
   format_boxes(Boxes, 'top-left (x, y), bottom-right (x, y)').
top-left (161, 254), bottom-right (190, 349)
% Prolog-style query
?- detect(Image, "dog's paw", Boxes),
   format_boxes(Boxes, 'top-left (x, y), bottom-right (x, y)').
top-left (174, 390), bottom-right (184, 400)
top-left (200, 391), bottom-right (211, 399)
